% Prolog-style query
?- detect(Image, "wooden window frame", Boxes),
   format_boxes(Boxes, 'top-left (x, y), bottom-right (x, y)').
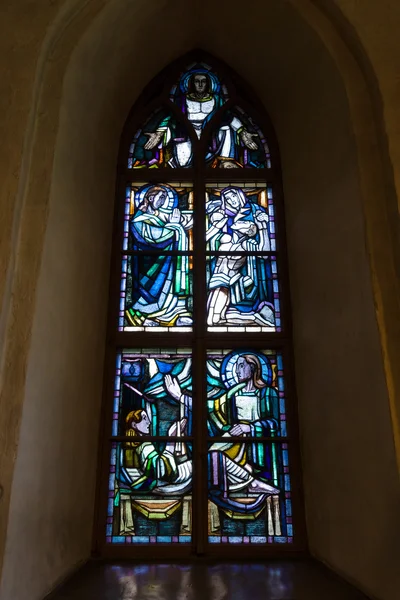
top-left (93, 51), bottom-right (307, 560)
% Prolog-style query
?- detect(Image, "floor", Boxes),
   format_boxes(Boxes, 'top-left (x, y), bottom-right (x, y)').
top-left (47, 560), bottom-right (370, 599)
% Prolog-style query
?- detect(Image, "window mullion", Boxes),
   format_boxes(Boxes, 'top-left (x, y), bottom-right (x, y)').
top-left (192, 157), bottom-right (207, 554)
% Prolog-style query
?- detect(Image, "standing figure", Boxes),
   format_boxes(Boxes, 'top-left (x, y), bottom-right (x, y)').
top-left (126, 184), bottom-right (192, 327)
top-left (144, 70), bottom-right (258, 167)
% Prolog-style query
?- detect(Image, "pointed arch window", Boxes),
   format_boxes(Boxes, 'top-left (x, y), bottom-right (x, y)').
top-left (97, 55), bottom-right (304, 558)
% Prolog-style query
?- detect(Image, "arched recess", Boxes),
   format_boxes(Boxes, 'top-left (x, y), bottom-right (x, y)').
top-left (0, 1), bottom-right (399, 598)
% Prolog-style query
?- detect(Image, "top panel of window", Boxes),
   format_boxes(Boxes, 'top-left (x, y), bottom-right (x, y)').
top-left (127, 63), bottom-right (271, 170)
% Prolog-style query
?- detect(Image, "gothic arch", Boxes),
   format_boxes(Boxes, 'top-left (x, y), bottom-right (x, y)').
top-left (1, 2), bottom-right (399, 598)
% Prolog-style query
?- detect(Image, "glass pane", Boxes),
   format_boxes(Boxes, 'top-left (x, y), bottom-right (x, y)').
top-left (206, 349), bottom-right (288, 437)
top-left (123, 183), bottom-right (193, 252)
top-left (107, 442), bottom-right (193, 544)
top-left (208, 442), bottom-right (293, 545)
top-left (206, 106), bottom-right (270, 168)
top-left (206, 255), bottom-right (280, 331)
top-left (120, 254), bottom-right (193, 331)
top-left (206, 184), bottom-right (276, 252)
top-left (112, 349), bottom-right (193, 437)
top-left (170, 62), bottom-right (228, 138)
top-left (128, 107), bottom-right (193, 168)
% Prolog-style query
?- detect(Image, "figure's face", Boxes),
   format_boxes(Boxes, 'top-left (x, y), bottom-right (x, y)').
top-left (224, 189), bottom-right (241, 210)
top-left (236, 357), bottom-right (252, 382)
top-left (132, 411), bottom-right (151, 435)
top-left (149, 190), bottom-right (167, 209)
top-left (246, 223), bottom-right (257, 237)
top-left (193, 74), bottom-right (207, 95)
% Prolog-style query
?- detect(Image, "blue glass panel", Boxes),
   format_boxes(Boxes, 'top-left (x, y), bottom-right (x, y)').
top-left (120, 254), bottom-right (193, 331)
top-left (123, 183), bottom-right (193, 252)
top-left (112, 349), bottom-right (193, 437)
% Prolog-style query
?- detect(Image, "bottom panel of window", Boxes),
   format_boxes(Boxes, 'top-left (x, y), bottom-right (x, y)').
top-left (207, 442), bottom-right (293, 545)
top-left (106, 442), bottom-right (193, 544)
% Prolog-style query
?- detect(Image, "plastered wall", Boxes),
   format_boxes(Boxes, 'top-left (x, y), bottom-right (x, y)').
top-left (0, 1), bottom-right (399, 600)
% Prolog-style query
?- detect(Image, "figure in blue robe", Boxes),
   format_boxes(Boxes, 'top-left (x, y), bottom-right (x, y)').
top-left (136, 67), bottom-right (258, 168)
top-left (125, 184), bottom-right (192, 327)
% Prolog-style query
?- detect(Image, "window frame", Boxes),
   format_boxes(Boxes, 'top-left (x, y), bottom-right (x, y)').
top-left (93, 51), bottom-right (307, 559)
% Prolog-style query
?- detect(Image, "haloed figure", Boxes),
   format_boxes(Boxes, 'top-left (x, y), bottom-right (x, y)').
top-left (126, 184), bottom-right (193, 327)
top-left (162, 371), bottom-right (279, 497)
top-left (143, 71), bottom-right (259, 167)
top-left (208, 353), bottom-right (280, 495)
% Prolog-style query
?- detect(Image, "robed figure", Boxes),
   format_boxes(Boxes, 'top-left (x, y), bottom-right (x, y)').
top-left (206, 187), bottom-right (275, 327)
top-left (207, 352), bottom-right (281, 517)
top-left (126, 184), bottom-right (193, 327)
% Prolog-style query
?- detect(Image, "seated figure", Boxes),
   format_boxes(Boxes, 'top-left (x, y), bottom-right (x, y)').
top-left (119, 405), bottom-right (278, 499)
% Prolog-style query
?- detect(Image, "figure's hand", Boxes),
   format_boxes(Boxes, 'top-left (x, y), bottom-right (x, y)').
top-left (255, 210), bottom-right (269, 229)
top-left (240, 130), bottom-right (258, 150)
top-left (210, 211), bottom-right (224, 225)
top-left (144, 131), bottom-right (163, 150)
top-left (169, 208), bottom-right (181, 224)
top-left (229, 423), bottom-right (251, 436)
top-left (168, 418), bottom-right (187, 437)
top-left (206, 200), bottom-right (222, 214)
top-left (210, 212), bottom-right (228, 230)
top-left (165, 374), bottom-right (182, 400)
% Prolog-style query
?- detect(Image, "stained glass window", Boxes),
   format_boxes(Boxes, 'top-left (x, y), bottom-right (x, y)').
top-left (112, 349), bottom-right (193, 437)
top-left (208, 442), bottom-right (293, 544)
top-left (123, 183), bottom-right (194, 252)
top-left (101, 54), bottom-right (300, 555)
top-left (128, 108), bottom-right (193, 169)
top-left (206, 349), bottom-right (292, 545)
top-left (107, 441), bottom-right (193, 544)
top-left (119, 182), bottom-right (194, 331)
top-left (206, 184), bottom-right (276, 252)
top-left (207, 350), bottom-right (288, 438)
top-left (107, 349), bottom-right (193, 544)
top-left (206, 107), bottom-right (271, 169)
top-left (206, 183), bottom-right (280, 331)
